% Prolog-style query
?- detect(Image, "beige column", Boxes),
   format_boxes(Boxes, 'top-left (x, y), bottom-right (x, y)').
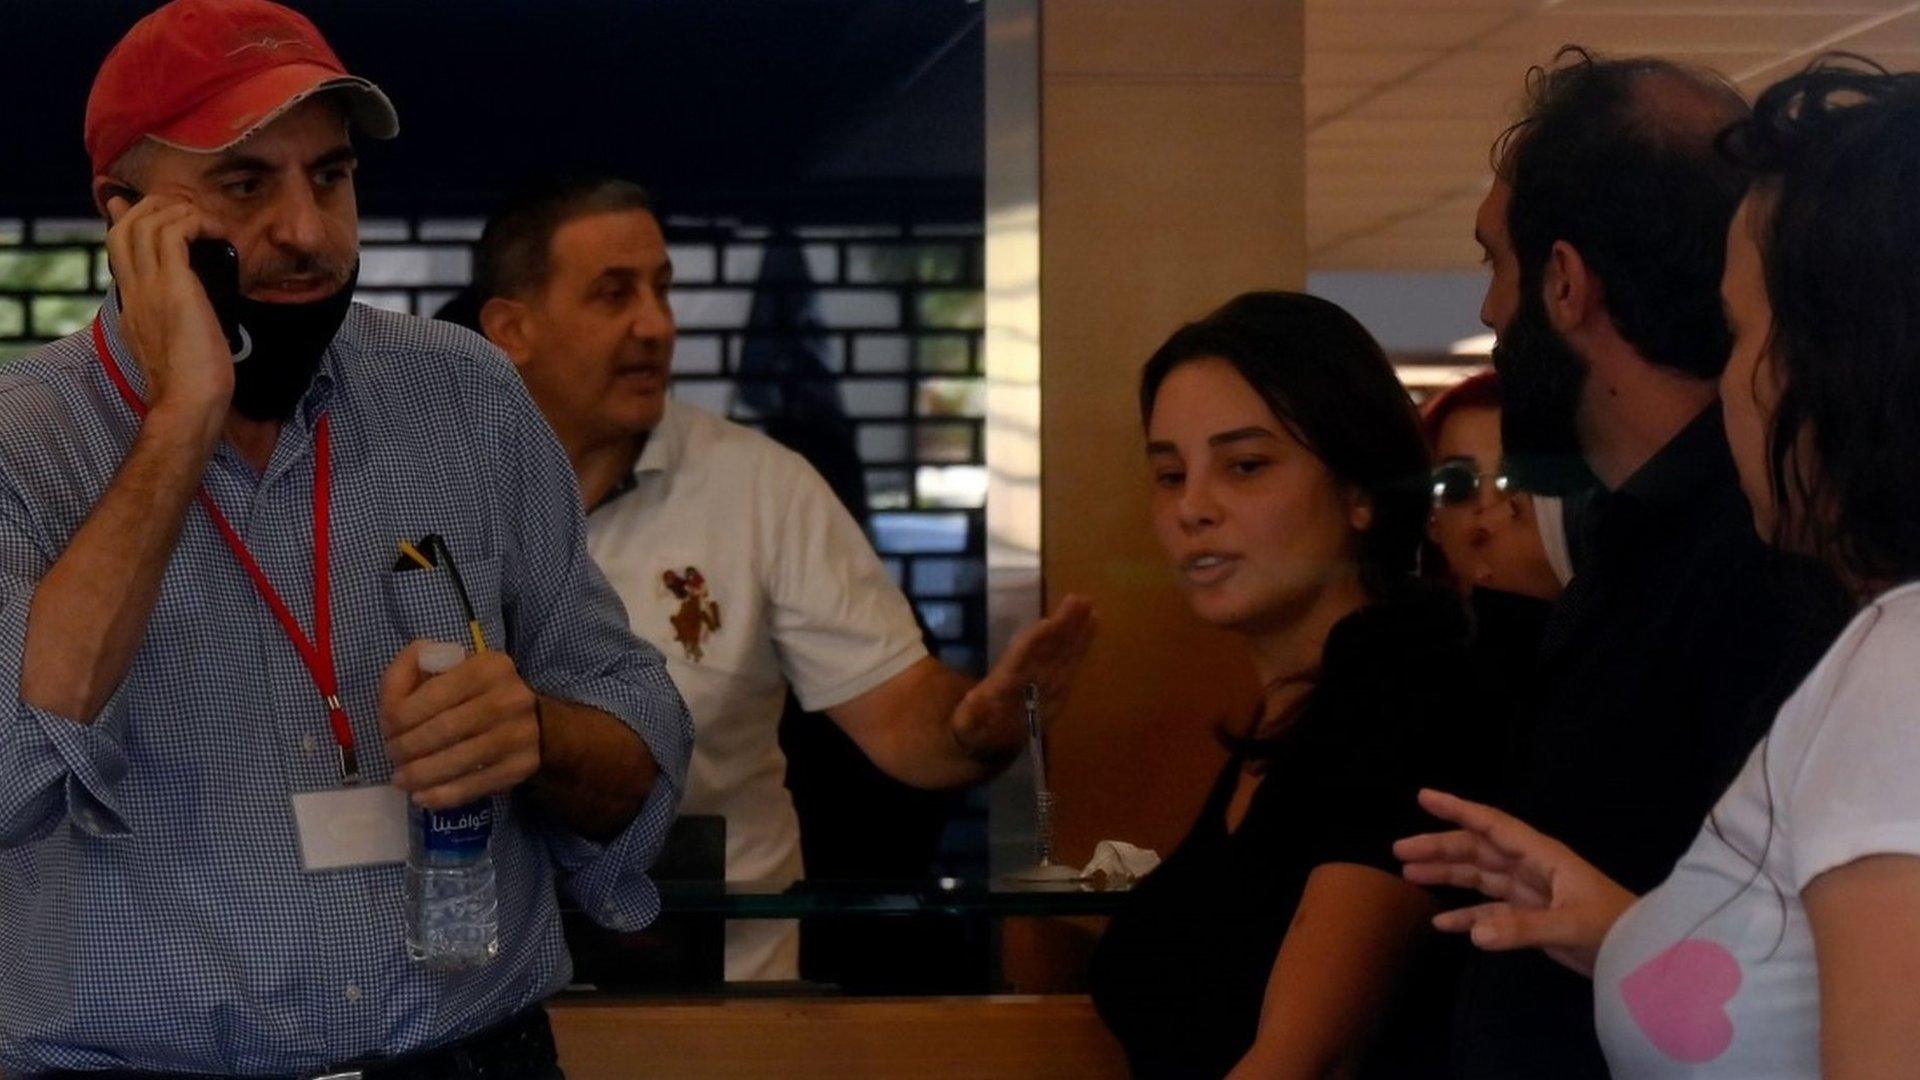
top-left (1039, 0), bottom-right (1306, 868)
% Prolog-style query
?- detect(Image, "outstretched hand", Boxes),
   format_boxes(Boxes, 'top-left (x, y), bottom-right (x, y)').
top-left (1394, 788), bottom-right (1636, 977)
top-left (950, 594), bottom-right (1096, 763)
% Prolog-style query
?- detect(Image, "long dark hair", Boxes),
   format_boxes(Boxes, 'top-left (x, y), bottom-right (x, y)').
top-left (1138, 291), bottom-right (1431, 601)
top-left (1719, 57), bottom-right (1920, 590)
top-left (1683, 57), bottom-right (1920, 956)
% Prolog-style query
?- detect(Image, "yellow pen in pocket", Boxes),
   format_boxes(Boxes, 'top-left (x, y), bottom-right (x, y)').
top-left (395, 534), bottom-right (490, 654)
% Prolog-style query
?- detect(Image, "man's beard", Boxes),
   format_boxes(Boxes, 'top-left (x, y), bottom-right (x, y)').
top-left (229, 263), bottom-right (358, 422)
top-left (1491, 287), bottom-right (1600, 496)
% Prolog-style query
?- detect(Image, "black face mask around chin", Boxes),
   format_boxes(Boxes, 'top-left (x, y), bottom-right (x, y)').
top-left (227, 264), bottom-right (359, 423)
top-left (1491, 285), bottom-right (1602, 497)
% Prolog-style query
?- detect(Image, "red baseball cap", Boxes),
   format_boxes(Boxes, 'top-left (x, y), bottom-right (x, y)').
top-left (84, 0), bottom-right (398, 176)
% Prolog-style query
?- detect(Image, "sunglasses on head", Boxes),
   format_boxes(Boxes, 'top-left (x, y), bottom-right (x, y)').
top-left (1430, 457), bottom-right (1511, 508)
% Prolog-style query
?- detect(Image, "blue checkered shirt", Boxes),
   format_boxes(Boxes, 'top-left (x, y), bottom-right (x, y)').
top-left (0, 296), bottom-right (692, 1075)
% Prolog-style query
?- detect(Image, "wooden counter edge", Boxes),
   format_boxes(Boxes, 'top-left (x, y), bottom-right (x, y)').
top-left (549, 993), bottom-right (1128, 1079)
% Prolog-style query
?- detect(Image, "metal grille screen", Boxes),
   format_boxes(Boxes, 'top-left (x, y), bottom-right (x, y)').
top-left (0, 215), bottom-right (987, 673)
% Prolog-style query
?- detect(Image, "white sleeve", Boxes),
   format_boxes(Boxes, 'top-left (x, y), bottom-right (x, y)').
top-left (1783, 608), bottom-right (1920, 892)
top-left (759, 450), bottom-right (928, 712)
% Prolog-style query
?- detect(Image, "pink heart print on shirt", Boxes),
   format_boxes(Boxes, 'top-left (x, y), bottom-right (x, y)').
top-left (1619, 938), bottom-right (1743, 1063)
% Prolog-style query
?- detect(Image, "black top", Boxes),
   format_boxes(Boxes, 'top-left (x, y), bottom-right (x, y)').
top-left (1453, 406), bottom-right (1847, 1080)
top-left (1088, 589), bottom-right (1493, 1080)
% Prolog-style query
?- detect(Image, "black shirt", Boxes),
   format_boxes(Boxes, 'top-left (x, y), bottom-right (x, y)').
top-left (1453, 406), bottom-right (1846, 1079)
top-left (1088, 589), bottom-right (1491, 1079)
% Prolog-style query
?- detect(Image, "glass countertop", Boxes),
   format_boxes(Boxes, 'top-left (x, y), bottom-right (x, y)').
top-left (656, 875), bottom-right (1134, 918)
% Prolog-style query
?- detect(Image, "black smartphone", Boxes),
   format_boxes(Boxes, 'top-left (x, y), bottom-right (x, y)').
top-left (186, 238), bottom-right (247, 358)
top-left (101, 184), bottom-right (248, 358)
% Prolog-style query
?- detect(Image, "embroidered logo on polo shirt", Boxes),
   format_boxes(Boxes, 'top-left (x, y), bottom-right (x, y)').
top-left (663, 566), bottom-right (721, 661)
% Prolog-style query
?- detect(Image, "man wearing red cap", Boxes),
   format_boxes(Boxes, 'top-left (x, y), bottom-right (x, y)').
top-left (0, 2), bottom-right (692, 1076)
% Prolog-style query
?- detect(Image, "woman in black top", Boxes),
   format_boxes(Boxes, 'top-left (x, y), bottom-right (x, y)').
top-left (1090, 292), bottom-right (1488, 1078)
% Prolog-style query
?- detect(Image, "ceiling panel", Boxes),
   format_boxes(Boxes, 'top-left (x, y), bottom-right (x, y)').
top-left (1310, 8), bottom-right (1515, 51)
top-left (1559, 0), bottom-right (1894, 10)
top-left (1305, 49), bottom-right (1451, 84)
top-left (1310, 142), bottom-right (1499, 175)
top-left (1320, 237), bottom-right (1489, 268)
top-left (1312, 118), bottom-right (1508, 145)
top-left (1485, 12), bottom-right (1878, 52)
top-left (1305, 83), bottom-right (1378, 120)
top-left (1305, 0), bottom-right (1537, 10)
top-left (1332, 82), bottom-right (1535, 119)
top-left (1306, 0), bottom-right (1920, 270)
top-left (1787, 8), bottom-right (1920, 54)
top-left (1308, 172), bottom-right (1487, 197)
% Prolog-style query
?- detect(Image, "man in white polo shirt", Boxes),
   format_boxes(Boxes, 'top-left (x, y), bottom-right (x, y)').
top-left (466, 175), bottom-right (1095, 981)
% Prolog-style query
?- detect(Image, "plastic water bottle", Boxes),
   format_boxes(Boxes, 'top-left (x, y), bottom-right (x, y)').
top-left (402, 641), bottom-right (500, 969)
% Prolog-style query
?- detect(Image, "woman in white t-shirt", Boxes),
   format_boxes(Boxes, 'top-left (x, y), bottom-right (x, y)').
top-left (1396, 61), bottom-right (1920, 1077)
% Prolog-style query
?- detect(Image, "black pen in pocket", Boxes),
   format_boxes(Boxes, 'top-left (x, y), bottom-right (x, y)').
top-left (395, 533), bottom-right (490, 654)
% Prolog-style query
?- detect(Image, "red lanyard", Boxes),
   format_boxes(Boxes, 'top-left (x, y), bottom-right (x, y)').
top-left (89, 317), bottom-right (358, 780)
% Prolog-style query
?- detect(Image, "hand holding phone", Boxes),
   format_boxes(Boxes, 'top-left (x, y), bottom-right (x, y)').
top-left (100, 186), bottom-right (236, 425)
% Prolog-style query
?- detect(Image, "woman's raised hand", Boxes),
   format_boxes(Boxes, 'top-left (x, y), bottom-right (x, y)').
top-left (1394, 788), bottom-right (1636, 977)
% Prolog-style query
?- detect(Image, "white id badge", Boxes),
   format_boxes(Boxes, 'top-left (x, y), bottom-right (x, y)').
top-left (291, 785), bottom-right (410, 871)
